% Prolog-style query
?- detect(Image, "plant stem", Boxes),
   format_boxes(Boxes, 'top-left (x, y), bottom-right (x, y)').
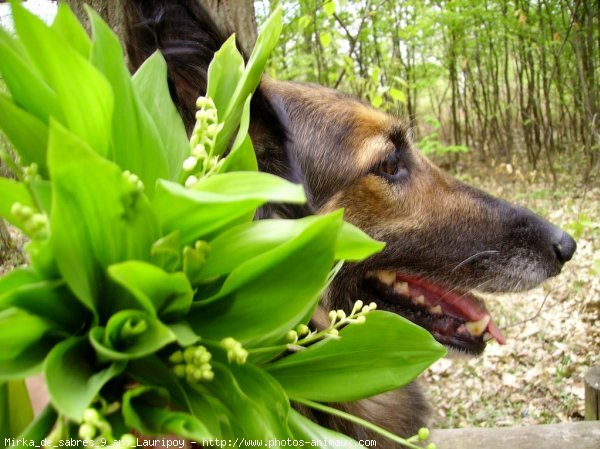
top-left (292, 397), bottom-right (425, 449)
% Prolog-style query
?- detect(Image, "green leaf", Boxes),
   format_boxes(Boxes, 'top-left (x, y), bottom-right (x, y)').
top-left (0, 177), bottom-right (36, 233)
top-left (198, 216), bottom-right (381, 280)
top-left (323, 1), bottom-right (336, 16)
top-left (14, 405), bottom-right (57, 446)
top-left (0, 279), bottom-right (88, 331)
top-left (0, 94), bottom-right (49, 175)
top-left (218, 96), bottom-right (258, 173)
top-left (319, 32), bottom-right (332, 48)
top-left (133, 51), bottom-right (189, 182)
top-left (12, 3), bottom-right (113, 156)
top-left (48, 120), bottom-right (160, 313)
top-left (51, 3), bottom-right (91, 57)
top-left (0, 309), bottom-right (61, 380)
top-left (122, 386), bottom-right (212, 440)
top-left (88, 9), bottom-right (169, 196)
top-left (335, 221), bottom-right (385, 261)
top-left (128, 356), bottom-right (190, 410)
top-left (213, 7), bottom-right (282, 156)
top-left (26, 239), bottom-right (60, 280)
top-left (107, 261), bottom-right (193, 320)
top-left (0, 380), bottom-right (34, 440)
top-left (266, 311), bottom-right (446, 402)
top-left (89, 310), bottom-right (175, 361)
top-left (153, 173), bottom-right (304, 244)
top-left (167, 320), bottom-right (200, 347)
top-left (150, 231), bottom-right (181, 272)
top-left (200, 361), bottom-right (292, 439)
top-left (288, 409), bottom-right (363, 448)
top-left (0, 26), bottom-right (59, 123)
top-left (297, 15), bottom-right (312, 31)
top-left (187, 211), bottom-right (342, 346)
top-left (45, 337), bottom-right (126, 420)
top-left (206, 35), bottom-right (245, 115)
top-left (389, 88), bottom-right (407, 104)
top-left (370, 94), bottom-right (383, 108)
top-left (0, 268), bottom-right (39, 299)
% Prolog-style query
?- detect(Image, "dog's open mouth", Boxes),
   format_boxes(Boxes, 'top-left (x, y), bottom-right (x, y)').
top-left (362, 270), bottom-right (506, 354)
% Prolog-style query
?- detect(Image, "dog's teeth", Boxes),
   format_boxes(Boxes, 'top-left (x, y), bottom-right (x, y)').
top-left (429, 305), bottom-right (443, 315)
top-left (393, 282), bottom-right (410, 296)
top-left (414, 294), bottom-right (426, 305)
top-left (465, 315), bottom-right (491, 336)
top-left (376, 270), bottom-right (396, 286)
top-left (483, 332), bottom-right (493, 341)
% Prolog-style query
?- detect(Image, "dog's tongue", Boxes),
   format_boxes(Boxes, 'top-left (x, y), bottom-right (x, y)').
top-left (396, 274), bottom-right (506, 345)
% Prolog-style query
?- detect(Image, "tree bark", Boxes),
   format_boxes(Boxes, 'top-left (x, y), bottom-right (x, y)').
top-left (65, 0), bottom-right (128, 44)
top-left (200, 0), bottom-right (257, 56)
top-left (66, 0), bottom-right (257, 58)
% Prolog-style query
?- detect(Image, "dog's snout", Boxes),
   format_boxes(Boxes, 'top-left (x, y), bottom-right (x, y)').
top-left (553, 231), bottom-right (577, 264)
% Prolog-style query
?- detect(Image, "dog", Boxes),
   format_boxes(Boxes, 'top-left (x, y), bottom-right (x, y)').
top-left (125, 0), bottom-right (576, 445)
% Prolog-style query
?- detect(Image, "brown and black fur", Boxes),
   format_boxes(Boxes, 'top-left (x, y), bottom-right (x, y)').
top-left (125, 1), bottom-right (576, 446)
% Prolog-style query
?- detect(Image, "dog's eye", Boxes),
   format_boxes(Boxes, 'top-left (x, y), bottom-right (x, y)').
top-left (375, 151), bottom-right (408, 181)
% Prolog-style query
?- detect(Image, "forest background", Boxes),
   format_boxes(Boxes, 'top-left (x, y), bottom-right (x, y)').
top-left (0, 0), bottom-right (598, 430)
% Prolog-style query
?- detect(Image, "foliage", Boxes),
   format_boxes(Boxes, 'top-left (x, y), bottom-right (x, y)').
top-left (258, 0), bottom-right (599, 178)
top-left (0, 3), bottom-right (445, 447)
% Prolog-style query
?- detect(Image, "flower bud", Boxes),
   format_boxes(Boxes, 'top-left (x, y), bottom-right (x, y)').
top-left (120, 434), bottom-right (137, 448)
top-left (78, 423), bottom-right (96, 440)
top-left (169, 350), bottom-right (184, 364)
top-left (183, 156), bottom-right (198, 171)
top-left (185, 175), bottom-right (198, 187)
top-left (296, 324), bottom-right (310, 336)
top-left (352, 300), bottom-right (364, 314)
top-left (83, 408), bottom-right (101, 424)
top-left (173, 364), bottom-right (186, 378)
top-left (286, 330), bottom-right (298, 343)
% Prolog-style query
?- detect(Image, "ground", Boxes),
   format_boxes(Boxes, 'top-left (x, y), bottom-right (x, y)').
top-left (423, 164), bottom-right (600, 428)
top-left (0, 164), bottom-right (598, 429)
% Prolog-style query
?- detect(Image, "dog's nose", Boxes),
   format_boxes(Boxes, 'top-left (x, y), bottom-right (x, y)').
top-left (553, 231), bottom-right (577, 264)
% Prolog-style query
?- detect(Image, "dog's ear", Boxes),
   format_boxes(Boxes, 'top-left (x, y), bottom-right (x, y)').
top-left (251, 86), bottom-right (315, 219)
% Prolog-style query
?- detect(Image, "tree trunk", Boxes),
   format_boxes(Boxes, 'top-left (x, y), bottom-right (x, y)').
top-left (66, 0), bottom-right (257, 58)
top-left (200, 0), bottom-right (257, 56)
top-left (65, 0), bottom-right (128, 44)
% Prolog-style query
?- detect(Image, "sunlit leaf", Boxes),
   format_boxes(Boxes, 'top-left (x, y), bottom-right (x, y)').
top-left (133, 52), bottom-right (189, 182)
top-left (107, 261), bottom-right (193, 320)
top-left (88, 9), bottom-right (169, 196)
top-left (267, 311), bottom-right (446, 401)
top-left (319, 32), bottom-right (332, 48)
top-left (0, 94), bottom-right (49, 175)
top-left (187, 212), bottom-right (342, 347)
top-left (153, 173), bottom-right (304, 244)
top-left (89, 310), bottom-right (175, 361)
top-left (48, 120), bottom-right (159, 313)
top-left (12, 3), bottom-right (113, 156)
top-left (51, 2), bottom-right (91, 57)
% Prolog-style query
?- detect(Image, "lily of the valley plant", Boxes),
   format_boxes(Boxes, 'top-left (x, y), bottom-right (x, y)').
top-left (0, 4), bottom-right (445, 448)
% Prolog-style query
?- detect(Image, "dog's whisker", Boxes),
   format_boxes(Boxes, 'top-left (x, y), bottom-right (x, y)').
top-left (452, 250), bottom-right (500, 272)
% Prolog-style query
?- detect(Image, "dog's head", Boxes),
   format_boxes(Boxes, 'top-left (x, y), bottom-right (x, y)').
top-left (254, 79), bottom-right (576, 354)
top-left (126, 0), bottom-right (576, 355)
